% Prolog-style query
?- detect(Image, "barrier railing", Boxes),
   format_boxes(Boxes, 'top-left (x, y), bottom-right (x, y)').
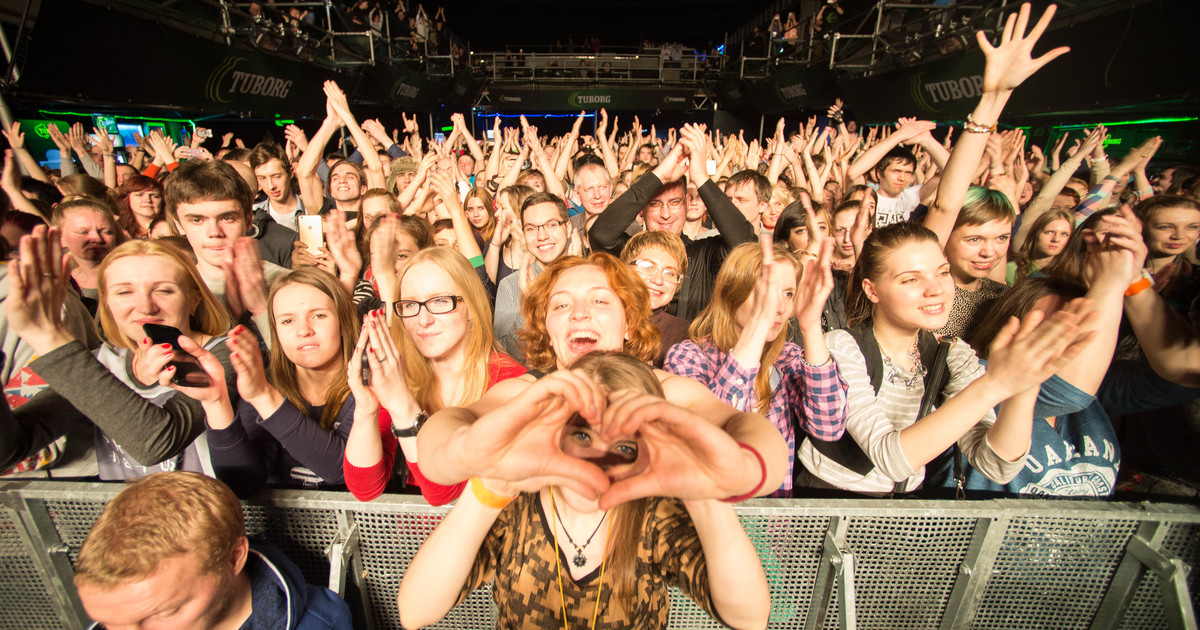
top-left (1, 481), bottom-right (1196, 629)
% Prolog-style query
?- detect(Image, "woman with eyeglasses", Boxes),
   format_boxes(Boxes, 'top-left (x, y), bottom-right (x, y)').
top-left (665, 238), bottom-right (848, 496)
top-left (344, 247), bottom-right (526, 504)
top-left (620, 231), bottom-right (689, 367)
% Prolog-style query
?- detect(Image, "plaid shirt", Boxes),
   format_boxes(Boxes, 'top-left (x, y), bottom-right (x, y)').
top-left (664, 340), bottom-right (848, 496)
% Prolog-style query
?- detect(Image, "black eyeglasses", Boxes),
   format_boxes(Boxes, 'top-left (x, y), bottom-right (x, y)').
top-left (393, 295), bottom-right (463, 318)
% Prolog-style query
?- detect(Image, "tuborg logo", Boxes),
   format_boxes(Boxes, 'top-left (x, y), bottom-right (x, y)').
top-left (911, 72), bottom-right (984, 112)
top-left (391, 80), bottom-right (421, 101)
top-left (778, 82), bottom-right (808, 101)
top-left (568, 92), bottom-right (612, 107)
top-left (207, 57), bottom-right (292, 103)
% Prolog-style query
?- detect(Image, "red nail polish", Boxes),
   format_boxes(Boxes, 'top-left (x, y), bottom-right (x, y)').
top-left (161, 344), bottom-right (172, 350)
top-left (166, 365), bottom-right (175, 371)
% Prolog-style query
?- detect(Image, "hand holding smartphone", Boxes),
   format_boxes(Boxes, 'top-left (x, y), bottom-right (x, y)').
top-left (143, 323), bottom-right (212, 387)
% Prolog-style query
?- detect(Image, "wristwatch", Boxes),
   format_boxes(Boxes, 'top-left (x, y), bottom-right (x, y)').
top-left (392, 410), bottom-right (429, 439)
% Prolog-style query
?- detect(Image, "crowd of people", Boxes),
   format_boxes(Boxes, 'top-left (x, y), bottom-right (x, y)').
top-left (1, 3), bottom-right (1198, 626)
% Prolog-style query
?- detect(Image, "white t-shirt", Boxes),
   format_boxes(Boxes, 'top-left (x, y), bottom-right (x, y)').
top-left (872, 184), bottom-right (922, 227)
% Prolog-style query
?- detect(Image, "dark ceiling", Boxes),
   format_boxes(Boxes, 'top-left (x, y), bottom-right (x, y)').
top-left (429, 0), bottom-right (780, 50)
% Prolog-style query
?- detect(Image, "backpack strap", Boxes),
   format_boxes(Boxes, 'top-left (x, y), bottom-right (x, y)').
top-left (807, 324), bottom-right (954, 488)
top-left (807, 324), bottom-right (881, 477)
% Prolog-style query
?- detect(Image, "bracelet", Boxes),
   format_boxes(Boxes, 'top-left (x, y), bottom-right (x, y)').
top-left (721, 443), bottom-right (767, 503)
top-left (1103, 175), bottom-right (1121, 183)
top-left (1090, 157), bottom-right (1108, 164)
top-left (469, 477), bottom-right (515, 509)
top-left (963, 114), bottom-right (996, 134)
top-left (1134, 187), bottom-right (1154, 197)
top-left (1125, 269), bottom-right (1155, 297)
top-left (800, 355), bottom-right (834, 369)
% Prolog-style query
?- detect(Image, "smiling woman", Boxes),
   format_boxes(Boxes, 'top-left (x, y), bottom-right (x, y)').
top-left (343, 248), bottom-right (527, 505)
top-left (796, 222), bottom-right (1096, 495)
top-left (397, 351), bottom-right (771, 630)
top-left (1, 232), bottom-right (234, 479)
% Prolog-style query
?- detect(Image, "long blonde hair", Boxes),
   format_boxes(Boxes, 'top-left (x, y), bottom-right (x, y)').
top-left (97, 240), bottom-right (231, 350)
top-left (565, 351), bottom-right (658, 603)
top-left (265, 268), bottom-right (359, 431)
top-left (389, 248), bottom-right (496, 412)
top-left (689, 242), bottom-right (799, 415)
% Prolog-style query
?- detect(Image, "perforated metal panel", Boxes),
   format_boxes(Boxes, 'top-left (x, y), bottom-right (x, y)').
top-left (972, 516), bottom-right (1140, 629)
top-left (835, 515), bottom-right (976, 629)
top-left (2, 483), bottom-right (1198, 630)
top-left (0, 505), bottom-right (61, 630)
top-left (355, 504), bottom-right (499, 629)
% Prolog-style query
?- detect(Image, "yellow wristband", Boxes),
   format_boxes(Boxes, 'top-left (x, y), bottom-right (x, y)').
top-left (469, 477), bottom-right (515, 509)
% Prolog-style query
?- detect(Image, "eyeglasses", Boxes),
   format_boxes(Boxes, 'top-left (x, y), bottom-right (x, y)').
top-left (393, 295), bottom-right (463, 318)
top-left (523, 219), bottom-right (566, 236)
top-left (630, 260), bottom-right (683, 284)
top-left (645, 198), bottom-right (685, 212)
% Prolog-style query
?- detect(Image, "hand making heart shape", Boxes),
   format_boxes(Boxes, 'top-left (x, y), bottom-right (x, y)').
top-left (451, 368), bottom-right (763, 508)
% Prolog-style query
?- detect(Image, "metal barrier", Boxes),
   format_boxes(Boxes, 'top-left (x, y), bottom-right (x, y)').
top-left (0, 480), bottom-right (1196, 629)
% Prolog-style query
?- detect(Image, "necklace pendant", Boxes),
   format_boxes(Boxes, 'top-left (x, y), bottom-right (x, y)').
top-left (572, 550), bottom-right (587, 567)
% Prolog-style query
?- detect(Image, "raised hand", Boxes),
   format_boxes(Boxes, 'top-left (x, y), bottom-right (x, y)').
top-left (596, 390), bottom-right (762, 508)
top-left (132, 334), bottom-right (178, 388)
top-left (225, 324), bottom-right (276, 406)
top-left (323, 208), bottom-right (363, 292)
top-left (450, 369), bottom-right (611, 499)
top-left (794, 238), bottom-right (835, 330)
top-left (67, 123), bottom-right (89, 153)
top-left (357, 308), bottom-right (410, 413)
top-left (983, 297), bottom-right (1096, 398)
top-left (1111, 136), bottom-right (1162, 180)
top-left (283, 124), bottom-right (309, 152)
top-left (160, 335), bottom-right (231, 412)
top-left (977, 2), bottom-right (1069, 94)
top-left (222, 238), bottom-right (270, 319)
top-left (5, 225), bottom-right (73, 353)
top-left (891, 118), bottom-right (938, 145)
top-left (48, 124), bottom-right (73, 155)
top-left (2, 122), bottom-right (24, 149)
top-left (1083, 205), bottom-right (1146, 286)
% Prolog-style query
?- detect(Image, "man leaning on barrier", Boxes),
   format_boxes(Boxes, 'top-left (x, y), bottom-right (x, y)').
top-left (72, 471), bottom-right (353, 629)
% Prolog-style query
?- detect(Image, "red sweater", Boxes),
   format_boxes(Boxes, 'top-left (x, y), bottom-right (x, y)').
top-left (343, 352), bottom-right (527, 504)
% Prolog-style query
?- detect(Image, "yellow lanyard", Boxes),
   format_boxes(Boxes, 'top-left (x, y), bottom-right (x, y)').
top-left (549, 489), bottom-right (613, 630)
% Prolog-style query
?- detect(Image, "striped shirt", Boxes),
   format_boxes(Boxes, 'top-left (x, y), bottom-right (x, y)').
top-left (797, 330), bottom-right (1024, 494)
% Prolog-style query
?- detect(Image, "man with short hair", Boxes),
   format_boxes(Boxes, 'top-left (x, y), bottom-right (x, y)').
top-left (845, 119), bottom-right (948, 227)
top-left (249, 143), bottom-right (305, 232)
top-left (589, 123), bottom-right (757, 320)
top-left (494, 192), bottom-right (572, 359)
top-left (165, 160), bottom-right (295, 339)
top-left (568, 159), bottom-right (612, 236)
top-left (74, 471), bottom-right (352, 629)
top-left (724, 170), bottom-right (772, 233)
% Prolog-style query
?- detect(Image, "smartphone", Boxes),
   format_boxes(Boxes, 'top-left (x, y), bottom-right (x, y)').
top-left (485, 129), bottom-right (495, 141)
top-left (143, 323), bottom-right (211, 387)
top-left (706, 159), bottom-right (717, 176)
top-left (361, 347), bottom-right (372, 386)
top-left (298, 215), bottom-right (323, 255)
top-left (434, 132), bottom-right (446, 144)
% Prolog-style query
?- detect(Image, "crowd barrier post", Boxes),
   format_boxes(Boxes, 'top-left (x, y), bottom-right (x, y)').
top-left (1091, 520), bottom-right (1198, 630)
